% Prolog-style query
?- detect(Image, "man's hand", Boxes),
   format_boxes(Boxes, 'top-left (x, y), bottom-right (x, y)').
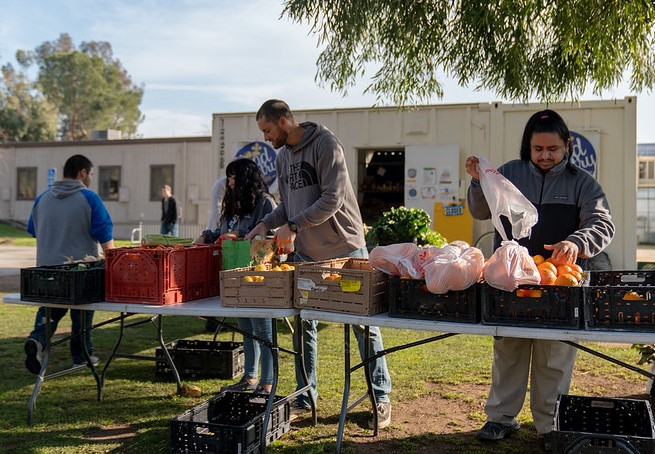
top-left (245, 222), bottom-right (267, 240)
top-left (544, 240), bottom-right (579, 264)
top-left (273, 223), bottom-right (296, 248)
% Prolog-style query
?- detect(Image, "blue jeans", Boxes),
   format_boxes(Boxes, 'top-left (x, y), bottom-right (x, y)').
top-left (237, 317), bottom-right (274, 385)
top-left (293, 247), bottom-right (392, 408)
top-left (29, 306), bottom-right (94, 364)
top-left (160, 222), bottom-right (178, 236)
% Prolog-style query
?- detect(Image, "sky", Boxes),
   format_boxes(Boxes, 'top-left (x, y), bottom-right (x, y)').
top-left (1, 0), bottom-right (654, 143)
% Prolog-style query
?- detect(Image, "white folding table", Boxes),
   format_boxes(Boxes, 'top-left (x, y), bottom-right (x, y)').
top-left (3, 294), bottom-right (316, 453)
top-left (300, 309), bottom-right (655, 453)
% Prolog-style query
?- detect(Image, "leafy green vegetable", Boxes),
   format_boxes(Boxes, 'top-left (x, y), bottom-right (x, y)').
top-left (365, 206), bottom-right (447, 247)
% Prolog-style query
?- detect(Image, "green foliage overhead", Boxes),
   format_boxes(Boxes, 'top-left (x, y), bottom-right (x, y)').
top-left (282, 1), bottom-right (655, 104)
top-left (0, 64), bottom-right (57, 142)
top-left (366, 206), bottom-right (447, 247)
top-left (14, 33), bottom-right (144, 140)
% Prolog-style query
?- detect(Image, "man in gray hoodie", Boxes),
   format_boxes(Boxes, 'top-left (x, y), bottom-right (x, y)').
top-left (247, 99), bottom-right (392, 428)
top-left (24, 154), bottom-right (114, 374)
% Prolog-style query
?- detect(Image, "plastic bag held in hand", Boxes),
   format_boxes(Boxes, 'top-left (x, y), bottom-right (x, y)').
top-left (477, 156), bottom-right (538, 241)
top-left (484, 240), bottom-right (540, 291)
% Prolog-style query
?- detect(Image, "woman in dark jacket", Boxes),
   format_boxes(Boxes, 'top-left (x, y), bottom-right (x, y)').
top-left (196, 158), bottom-right (276, 393)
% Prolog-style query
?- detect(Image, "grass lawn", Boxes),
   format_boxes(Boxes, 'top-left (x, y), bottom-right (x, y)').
top-left (0, 298), bottom-right (650, 454)
top-left (0, 222), bottom-right (132, 248)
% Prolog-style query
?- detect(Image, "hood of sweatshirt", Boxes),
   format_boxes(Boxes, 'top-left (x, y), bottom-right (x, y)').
top-left (50, 179), bottom-right (86, 199)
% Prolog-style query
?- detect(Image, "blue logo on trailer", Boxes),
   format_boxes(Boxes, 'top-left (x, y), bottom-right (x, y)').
top-left (47, 168), bottom-right (56, 187)
top-left (570, 132), bottom-right (597, 178)
top-left (235, 142), bottom-right (277, 187)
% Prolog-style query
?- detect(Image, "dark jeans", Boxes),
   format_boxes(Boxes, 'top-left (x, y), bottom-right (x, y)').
top-left (28, 306), bottom-right (94, 364)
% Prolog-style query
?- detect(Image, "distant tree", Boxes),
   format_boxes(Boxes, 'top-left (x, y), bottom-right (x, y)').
top-left (0, 64), bottom-right (57, 143)
top-left (282, 1), bottom-right (655, 105)
top-left (17, 33), bottom-right (144, 140)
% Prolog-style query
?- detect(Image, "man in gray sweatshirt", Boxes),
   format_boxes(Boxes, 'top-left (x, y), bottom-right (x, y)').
top-left (25, 154), bottom-right (114, 374)
top-left (247, 99), bottom-right (392, 428)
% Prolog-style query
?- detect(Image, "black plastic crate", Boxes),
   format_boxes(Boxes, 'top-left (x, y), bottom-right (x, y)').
top-left (387, 278), bottom-right (480, 323)
top-left (20, 261), bottom-right (105, 305)
top-left (553, 394), bottom-right (655, 454)
top-left (156, 340), bottom-right (244, 380)
top-left (171, 391), bottom-right (291, 454)
top-left (584, 270), bottom-right (655, 331)
top-left (481, 283), bottom-right (582, 329)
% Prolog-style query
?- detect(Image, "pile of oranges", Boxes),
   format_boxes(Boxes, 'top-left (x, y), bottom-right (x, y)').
top-left (533, 255), bottom-right (583, 286)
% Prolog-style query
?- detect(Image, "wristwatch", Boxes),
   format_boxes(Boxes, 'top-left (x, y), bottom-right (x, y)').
top-left (287, 221), bottom-right (299, 233)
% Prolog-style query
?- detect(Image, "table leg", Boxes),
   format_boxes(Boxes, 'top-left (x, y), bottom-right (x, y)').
top-left (336, 323), bottom-right (352, 454)
top-left (78, 310), bottom-right (102, 400)
top-left (155, 315), bottom-right (182, 395)
top-left (259, 318), bottom-right (280, 454)
top-left (363, 326), bottom-right (379, 436)
top-left (27, 306), bottom-right (52, 426)
top-left (100, 312), bottom-right (127, 400)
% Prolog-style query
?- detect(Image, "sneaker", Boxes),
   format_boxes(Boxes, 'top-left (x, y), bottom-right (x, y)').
top-left (73, 355), bottom-right (100, 367)
top-left (289, 402), bottom-right (311, 422)
top-left (476, 420), bottom-right (520, 441)
top-left (253, 384), bottom-right (271, 394)
top-left (367, 402), bottom-right (392, 429)
top-left (220, 376), bottom-right (258, 392)
top-left (24, 339), bottom-right (43, 374)
top-left (543, 431), bottom-right (553, 452)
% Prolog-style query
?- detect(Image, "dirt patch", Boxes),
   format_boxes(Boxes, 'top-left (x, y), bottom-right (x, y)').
top-left (335, 375), bottom-right (650, 453)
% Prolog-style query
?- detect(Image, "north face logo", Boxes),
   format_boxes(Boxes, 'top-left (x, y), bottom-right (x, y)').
top-left (289, 162), bottom-right (318, 190)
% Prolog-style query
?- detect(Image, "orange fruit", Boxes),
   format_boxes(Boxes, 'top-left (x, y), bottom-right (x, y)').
top-left (528, 289), bottom-right (543, 298)
top-left (554, 273), bottom-right (579, 286)
top-left (556, 265), bottom-right (573, 276)
top-left (538, 262), bottom-right (558, 275)
top-left (569, 270), bottom-right (582, 282)
top-left (539, 268), bottom-right (557, 285)
top-left (569, 263), bottom-right (583, 274)
top-left (516, 289), bottom-right (529, 297)
top-left (624, 291), bottom-right (644, 301)
top-left (549, 256), bottom-right (573, 267)
top-left (532, 255), bottom-right (545, 266)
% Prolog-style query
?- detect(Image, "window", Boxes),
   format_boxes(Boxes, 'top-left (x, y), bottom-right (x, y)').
top-left (150, 165), bottom-right (174, 201)
top-left (98, 166), bottom-right (121, 201)
top-left (16, 167), bottom-right (37, 200)
top-left (639, 159), bottom-right (655, 186)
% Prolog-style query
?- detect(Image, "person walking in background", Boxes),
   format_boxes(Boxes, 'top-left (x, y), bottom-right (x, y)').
top-left (160, 184), bottom-right (179, 236)
top-left (466, 110), bottom-right (615, 451)
top-left (247, 99), bottom-right (392, 428)
top-left (24, 154), bottom-right (115, 373)
top-left (195, 158), bottom-right (277, 394)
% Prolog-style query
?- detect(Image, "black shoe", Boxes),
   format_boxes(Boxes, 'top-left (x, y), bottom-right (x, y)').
top-left (543, 431), bottom-right (553, 452)
top-left (220, 376), bottom-right (258, 392)
top-left (24, 339), bottom-right (43, 374)
top-left (476, 421), bottom-right (520, 440)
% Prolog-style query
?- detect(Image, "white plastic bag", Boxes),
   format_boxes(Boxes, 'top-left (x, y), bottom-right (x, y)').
top-left (424, 246), bottom-right (485, 294)
top-left (483, 240), bottom-right (540, 291)
top-left (369, 243), bottom-right (421, 278)
top-left (477, 156), bottom-right (538, 241)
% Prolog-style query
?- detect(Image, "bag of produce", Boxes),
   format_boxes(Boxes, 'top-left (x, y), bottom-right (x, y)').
top-left (369, 243), bottom-right (421, 278)
top-left (423, 246), bottom-right (484, 294)
top-left (483, 240), bottom-right (540, 291)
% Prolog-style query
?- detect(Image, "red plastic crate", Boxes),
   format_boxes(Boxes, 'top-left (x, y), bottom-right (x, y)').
top-left (105, 244), bottom-right (221, 305)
